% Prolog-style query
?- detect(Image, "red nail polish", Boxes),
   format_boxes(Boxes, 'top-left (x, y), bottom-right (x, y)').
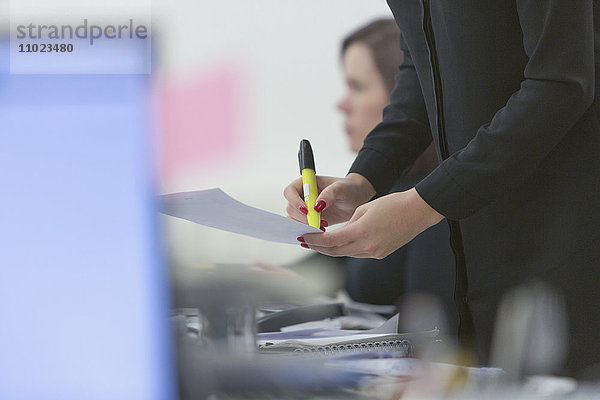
top-left (301, 243), bottom-right (309, 248)
top-left (314, 200), bottom-right (326, 213)
top-left (320, 220), bottom-right (328, 227)
top-left (297, 237), bottom-right (305, 242)
top-left (299, 205), bottom-right (308, 215)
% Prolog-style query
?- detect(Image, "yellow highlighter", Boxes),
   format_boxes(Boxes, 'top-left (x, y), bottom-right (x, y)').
top-left (298, 139), bottom-right (320, 229)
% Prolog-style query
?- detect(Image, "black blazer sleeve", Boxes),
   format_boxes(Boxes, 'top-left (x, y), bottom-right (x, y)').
top-left (415, 0), bottom-right (595, 219)
top-left (348, 38), bottom-right (433, 196)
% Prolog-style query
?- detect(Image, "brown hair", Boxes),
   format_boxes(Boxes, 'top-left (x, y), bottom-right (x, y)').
top-left (343, 19), bottom-right (439, 179)
top-left (341, 19), bottom-right (403, 94)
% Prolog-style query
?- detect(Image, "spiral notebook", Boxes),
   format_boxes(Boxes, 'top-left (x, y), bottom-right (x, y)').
top-left (258, 332), bottom-right (418, 357)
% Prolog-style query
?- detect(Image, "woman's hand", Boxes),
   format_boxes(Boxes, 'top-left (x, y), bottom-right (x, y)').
top-left (298, 188), bottom-right (444, 259)
top-left (284, 173), bottom-right (376, 226)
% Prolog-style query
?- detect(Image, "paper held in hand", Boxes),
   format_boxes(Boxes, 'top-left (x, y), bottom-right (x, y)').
top-left (159, 188), bottom-right (322, 244)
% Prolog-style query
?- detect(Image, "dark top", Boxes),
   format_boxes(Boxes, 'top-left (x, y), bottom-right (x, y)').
top-left (349, 0), bottom-right (600, 376)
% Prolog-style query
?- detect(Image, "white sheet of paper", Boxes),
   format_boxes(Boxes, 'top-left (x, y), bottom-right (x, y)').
top-left (159, 188), bottom-right (322, 244)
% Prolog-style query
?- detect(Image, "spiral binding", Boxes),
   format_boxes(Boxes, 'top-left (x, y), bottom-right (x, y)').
top-left (292, 339), bottom-right (413, 357)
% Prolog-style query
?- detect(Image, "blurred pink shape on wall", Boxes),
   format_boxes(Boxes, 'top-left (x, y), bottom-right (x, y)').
top-left (158, 64), bottom-right (244, 182)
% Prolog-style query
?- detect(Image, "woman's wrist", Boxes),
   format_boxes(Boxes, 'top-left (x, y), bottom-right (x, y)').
top-left (346, 172), bottom-right (376, 203)
top-left (408, 187), bottom-right (444, 228)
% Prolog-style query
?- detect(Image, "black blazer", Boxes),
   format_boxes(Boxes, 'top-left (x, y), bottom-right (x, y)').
top-left (349, 0), bottom-right (600, 376)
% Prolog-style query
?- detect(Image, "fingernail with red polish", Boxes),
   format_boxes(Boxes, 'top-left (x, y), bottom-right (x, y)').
top-left (320, 220), bottom-right (328, 227)
top-left (297, 237), bottom-right (305, 242)
top-left (299, 205), bottom-right (308, 215)
top-left (301, 243), bottom-right (309, 248)
top-left (314, 200), bottom-right (326, 213)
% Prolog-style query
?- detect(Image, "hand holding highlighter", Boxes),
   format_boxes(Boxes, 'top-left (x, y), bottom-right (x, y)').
top-left (298, 139), bottom-right (320, 229)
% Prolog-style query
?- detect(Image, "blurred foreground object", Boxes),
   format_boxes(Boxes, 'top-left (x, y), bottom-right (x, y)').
top-left (491, 281), bottom-right (568, 379)
top-left (171, 264), bottom-right (315, 354)
top-left (171, 264), bottom-right (366, 398)
top-left (0, 37), bottom-right (175, 399)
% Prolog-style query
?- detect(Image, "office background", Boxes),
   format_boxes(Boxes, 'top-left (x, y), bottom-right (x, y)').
top-left (1, 0), bottom-right (393, 266)
top-left (152, 1), bottom-right (393, 267)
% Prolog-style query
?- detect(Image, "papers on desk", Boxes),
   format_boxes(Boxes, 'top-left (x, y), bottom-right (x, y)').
top-left (325, 354), bottom-right (420, 378)
top-left (159, 188), bottom-right (322, 244)
top-left (258, 312), bottom-right (403, 341)
top-left (258, 314), bottom-right (439, 357)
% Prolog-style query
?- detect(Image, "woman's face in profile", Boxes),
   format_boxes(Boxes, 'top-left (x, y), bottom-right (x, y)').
top-left (337, 42), bottom-right (390, 153)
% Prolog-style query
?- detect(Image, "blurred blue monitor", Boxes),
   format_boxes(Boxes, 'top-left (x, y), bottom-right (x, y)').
top-left (0, 39), bottom-right (176, 399)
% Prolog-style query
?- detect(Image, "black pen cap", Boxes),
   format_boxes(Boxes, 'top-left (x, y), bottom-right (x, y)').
top-left (298, 139), bottom-right (316, 173)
